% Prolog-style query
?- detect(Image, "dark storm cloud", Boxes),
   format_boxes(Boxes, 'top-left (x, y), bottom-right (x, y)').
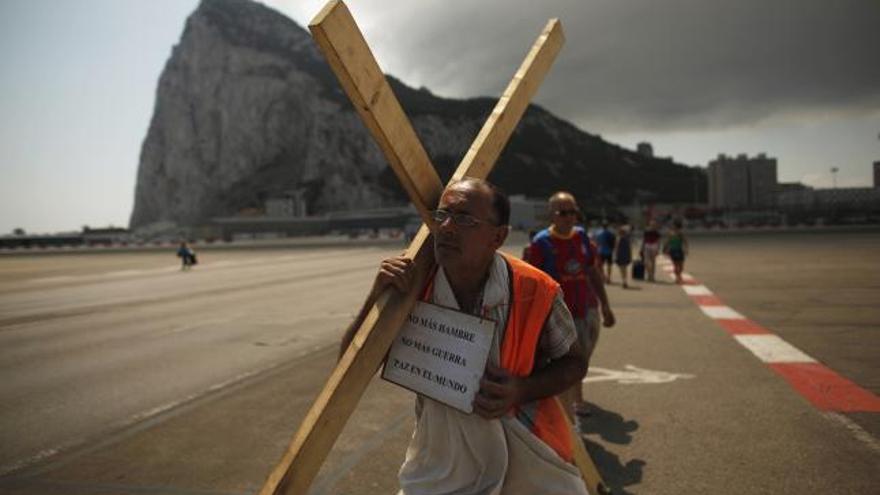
top-left (354, 0), bottom-right (880, 133)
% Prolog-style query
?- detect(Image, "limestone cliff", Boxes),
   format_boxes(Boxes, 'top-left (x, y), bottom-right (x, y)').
top-left (130, 0), bottom-right (704, 230)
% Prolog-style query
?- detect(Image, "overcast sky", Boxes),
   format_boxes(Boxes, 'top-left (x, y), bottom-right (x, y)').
top-left (1, 0), bottom-right (878, 234)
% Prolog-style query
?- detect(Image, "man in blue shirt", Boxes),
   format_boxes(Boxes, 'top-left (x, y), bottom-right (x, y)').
top-left (595, 223), bottom-right (616, 283)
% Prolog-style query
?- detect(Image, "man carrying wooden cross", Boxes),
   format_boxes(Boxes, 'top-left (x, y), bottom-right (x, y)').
top-left (341, 178), bottom-right (590, 494)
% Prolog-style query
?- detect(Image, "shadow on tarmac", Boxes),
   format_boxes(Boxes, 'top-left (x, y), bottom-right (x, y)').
top-left (578, 402), bottom-right (645, 495)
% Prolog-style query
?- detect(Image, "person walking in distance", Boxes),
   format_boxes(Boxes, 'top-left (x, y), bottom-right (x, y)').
top-left (641, 220), bottom-right (662, 282)
top-left (595, 222), bottom-right (616, 283)
top-left (527, 191), bottom-right (615, 419)
top-left (614, 224), bottom-right (633, 288)
top-left (663, 219), bottom-right (689, 284)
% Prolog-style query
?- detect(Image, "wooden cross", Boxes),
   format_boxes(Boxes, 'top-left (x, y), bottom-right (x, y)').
top-left (260, 1), bottom-right (608, 494)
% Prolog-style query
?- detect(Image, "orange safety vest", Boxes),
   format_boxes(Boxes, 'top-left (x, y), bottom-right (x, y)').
top-left (422, 253), bottom-right (574, 462)
top-left (500, 253), bottom-right (574, 463)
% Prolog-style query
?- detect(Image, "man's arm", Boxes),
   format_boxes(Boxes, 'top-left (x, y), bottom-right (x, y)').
top-left (339, 256), bottom-right (413, 359)
top-left (525, 238), bottom-right (543, 267)
top-left (473, 294), bottom-right (587, 419)
top-left (587, 264), bottom-right (615, 327)
top-left (472, 342), bottom-right (586, 419)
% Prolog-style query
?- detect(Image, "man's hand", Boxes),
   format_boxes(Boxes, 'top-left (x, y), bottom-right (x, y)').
top-left (340, 255), bottom-right (413, 360)
top-left (601, 306), bottom-right (616, 328)
top-left (472, 363), bottom-right (523, 419)
top-left (372, 256), bottom-right (414, 296)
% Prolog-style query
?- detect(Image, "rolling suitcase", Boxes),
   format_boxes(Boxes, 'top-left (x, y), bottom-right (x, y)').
top-left (632, 259), bottom-right (645, 280)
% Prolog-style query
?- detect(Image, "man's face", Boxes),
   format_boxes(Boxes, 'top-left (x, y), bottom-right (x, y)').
top-left (550, 197), bottom-right (579, 231)
top-left (433, 183), bottom-right (507, 273)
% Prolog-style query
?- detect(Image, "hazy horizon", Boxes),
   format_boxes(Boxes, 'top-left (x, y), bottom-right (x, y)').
top-left (1, 0), bottom-right (878, 234)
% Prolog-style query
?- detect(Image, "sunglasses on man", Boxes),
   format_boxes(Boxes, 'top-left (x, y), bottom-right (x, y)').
top-left (554, 209), bottom-right (579, 217)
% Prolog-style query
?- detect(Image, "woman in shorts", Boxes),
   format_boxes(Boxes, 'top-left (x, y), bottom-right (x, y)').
top-left (663, 220), bottom-right (689, 284)
top-left (641, 220), bottom-right (662, 282)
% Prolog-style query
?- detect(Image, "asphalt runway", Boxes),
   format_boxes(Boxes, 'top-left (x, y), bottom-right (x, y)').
top-left (0, 231), bottom-right (877, 494)
top-left (681, 230), bottom-right (880, 434)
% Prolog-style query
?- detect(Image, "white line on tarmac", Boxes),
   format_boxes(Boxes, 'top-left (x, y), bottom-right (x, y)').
top-left (823, 412), bottom-right (880, 454)
top-left (733, 335), bottom-right (816, 363)
top-left (22, 256), bottom-right (289, 286)
top-left (27, 276), bottom-right (76, 284)
top-left (699, 305), bottom-right (745, 319)
top-left (125, 367), bottom-right (270, 424)
top-left (161, 314), bottom-right (240, 336)
top-left (0, 448), bottom-right (60, 478)
top-left (210, 260), bottom-right (235, 267)
top-left (682, 284), bottom-right (713, 296)
top-left (584, 365), bottom-right (695, 384)
top-left (0, 347), bottom-right (327, 477)
top-left (104, 270), bottom-right (146, 278)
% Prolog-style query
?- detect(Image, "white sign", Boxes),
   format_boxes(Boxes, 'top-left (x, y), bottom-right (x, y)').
top-left (382, 301), bottom-right (495, 413)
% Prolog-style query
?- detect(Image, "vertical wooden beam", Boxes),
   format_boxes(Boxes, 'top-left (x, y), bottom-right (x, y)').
top-left (309, 0), bottom-right (443, 225)
top-left (259, 226), bottom-right (435, 495)
top-left (259, 3), bottom-right (568, 494)
top-left (558, 397), bottom-right (611, 495)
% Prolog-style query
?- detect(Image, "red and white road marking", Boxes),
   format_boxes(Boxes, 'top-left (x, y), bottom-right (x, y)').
top-left (734, 335), bottom-right (815, 363)
top-left (682, 284), bottom-right (712, 296)
top-left (698, 305), bottom-right (745, 320)
top-left (657, 257), bottom-right (880, 413)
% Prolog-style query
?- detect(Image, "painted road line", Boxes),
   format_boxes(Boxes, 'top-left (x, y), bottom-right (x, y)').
top-left (699, 305), bottom-right (745, 320)
top-left (27, 276), bottom-right (77, 284)
top-left (770, 364), bottom-right (880, 412)
top-left (104, 270), bottom-right (146, 278)
top-left (824, 412), bottom-right (880, 451)
top-left (682, 284), bottom-right (712, 296)
top-left (0, 345), bottom-right (333, 477)
top-left (715, 319), bottom-right (771, 335)
top-left (689, 294), bottom-right (723, 306)
top-left (585, 365), bottom-right (694, 385)
top-left (21, 257), bottom-right (282, 286)
top-left (210, 260), bottom-right (235, 267)
top-left (734, 335), bottom-right (816, 363)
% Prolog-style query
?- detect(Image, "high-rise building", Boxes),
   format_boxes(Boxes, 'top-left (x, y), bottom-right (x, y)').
top-left (874, 161), bottom-right (880, 188)
top-left (708, 153), bottom-right (778, 209)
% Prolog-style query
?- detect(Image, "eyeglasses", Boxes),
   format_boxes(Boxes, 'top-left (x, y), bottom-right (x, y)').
top-left (432, 209), bottom-right (496, 227)
top-left (555, 209), bottom-right (579, 217)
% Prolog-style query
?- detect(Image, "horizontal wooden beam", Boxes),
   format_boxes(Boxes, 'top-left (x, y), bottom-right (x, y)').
top-left (452, 18), bottom-right (564, 181)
